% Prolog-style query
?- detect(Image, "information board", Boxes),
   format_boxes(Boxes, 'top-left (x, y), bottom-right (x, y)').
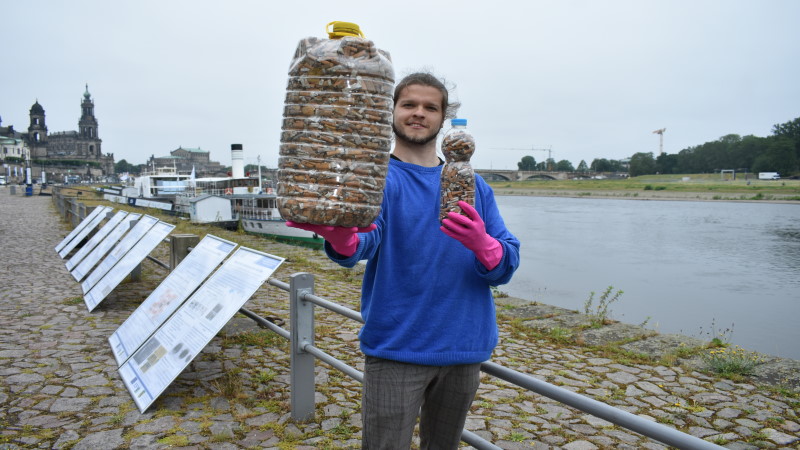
top-left (54, 206), bottom-right (110, 254)
top-left (119, 247), bottom-right (284, 412)
top-left (81, 215), bottom-right (159, 293)
top-left (84, 220), bottom-right (176, 311)
top-left (65, 210), bottom-right (129, 270)
top-left (72, 213), bottom-right (142, 282)
top-left (109, 235), bottom-right (237, 366)
top-left (57, 206), bottom-right (113, 258)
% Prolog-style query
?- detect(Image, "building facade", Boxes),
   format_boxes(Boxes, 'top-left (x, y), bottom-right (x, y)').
top-left (147, 146), bottom-right (227, 176)
top-left (0, 85), bottom-right (115, 181)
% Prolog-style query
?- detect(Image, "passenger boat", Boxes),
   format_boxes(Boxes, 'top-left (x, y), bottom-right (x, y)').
top-left (232, 194), bottom-right (323, 248)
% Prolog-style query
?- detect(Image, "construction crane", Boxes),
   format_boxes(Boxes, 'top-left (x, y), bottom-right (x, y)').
top-left (490, 146), bottom-right (554, 170)
top-left (652, 128), bottom-right (666, 155)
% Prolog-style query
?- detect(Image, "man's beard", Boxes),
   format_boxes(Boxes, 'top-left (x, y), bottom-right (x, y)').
top-left (392, 122), bottom-right (440, 146)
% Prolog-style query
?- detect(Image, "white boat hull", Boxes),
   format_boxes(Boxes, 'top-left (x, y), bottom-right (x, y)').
top-left (240, 217), bottom-right (323, 247)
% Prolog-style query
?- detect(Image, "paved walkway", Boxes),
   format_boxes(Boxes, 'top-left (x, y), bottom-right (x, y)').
top-left (0, 188), bottom-right (798, 449)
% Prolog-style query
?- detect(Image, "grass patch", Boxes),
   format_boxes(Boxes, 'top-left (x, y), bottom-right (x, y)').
top-left (702, 345), bottom-right (764, 378)
top-left (212, 369), bottom-right (245, 399)
top-left (488, 175), bottom-right (800, 199)
top-left (158, 434), bottom-right (190, 446)
top-left (228, 329), bottom-right (286, 349)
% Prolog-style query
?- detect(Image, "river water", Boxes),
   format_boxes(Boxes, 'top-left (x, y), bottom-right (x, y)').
top-left (496, 196), bottom-right (800, 360)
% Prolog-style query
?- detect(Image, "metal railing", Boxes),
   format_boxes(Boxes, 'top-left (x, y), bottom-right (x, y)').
top-left (51, 193), bottom-right (721, 449)
top-left (270, 272), bottom-right (722, 450)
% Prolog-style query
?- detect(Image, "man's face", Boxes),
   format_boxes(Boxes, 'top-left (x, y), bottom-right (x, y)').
top-left (392, 84), bottom-right (445, 146)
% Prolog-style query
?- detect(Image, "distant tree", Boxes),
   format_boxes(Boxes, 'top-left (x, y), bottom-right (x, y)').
top-left (729, 135), bottom-right (766, 172)
top-left (772, 117), bottom-right (800, 163)
top-left (649, 116), bottom-right (800, 176)
top-left (517, 155), bottom-right (537, 171)
top-left (555, 159), bottom-right (575, 171)
top-left (629, 152), bottom-right (657, 177)
top-left (655, 153), bottom-right (679, 174)
top-left (752, 137), bottom-right (798, 175)
top-left (115, 159), bottom-right (138, 174)
top-left (772, 117), bottom-right (800, 141)
top-left (590, 158), bottom-right (613, 172)
top-left (576, 160), bottom-right (589, 172)
top-left (540, 158), bottom-right (556, 171)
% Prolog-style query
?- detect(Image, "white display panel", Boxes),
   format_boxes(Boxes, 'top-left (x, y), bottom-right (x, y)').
top-left (81, 215), bottom-right (159, 293)
top-left (119, 247), bottom-right (284, 412)
top-left (84, 221), bottom-right (176, 311)
top-left (108, 235), bottom-right (237, 365)
top-left (65, 210), bottom-right (129, 271)
top-left (72, 213), bottom-right (142, 281)
top-left (58, 206), bottom-right (113, 258)
top-left (54, 206), bottom-right (110, 254)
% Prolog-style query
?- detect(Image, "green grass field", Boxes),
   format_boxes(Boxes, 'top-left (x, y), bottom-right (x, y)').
top-left (488, 173), bottom-right (800, 197)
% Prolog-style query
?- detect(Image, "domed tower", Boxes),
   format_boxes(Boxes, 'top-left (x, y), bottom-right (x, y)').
top-left (78, 84), bottom-right (102, 160)
top-left (28, 100), bottom-right (48, 158)
top-left (79, 84), bottom-right (99, 140)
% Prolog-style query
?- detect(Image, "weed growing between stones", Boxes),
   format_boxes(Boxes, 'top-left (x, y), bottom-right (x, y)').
top-left (212, 369), bottom-right (245, 399)
top-left (227, 329), bottom-right (286, 350)
top-left (158, 434), bottom-right (190, 446)
top-left (688, 318), bottom-right (765, 378)
top-left (691, 317), bottom-right (735, 347)
top-left (491, 286), bottom-right (509, 298)
top-left (63, 296), bottom-right (84, 305)
top-left (583, 286), bottom-right (623, 327)
top-left (702, 345), bottom-right (764, 377)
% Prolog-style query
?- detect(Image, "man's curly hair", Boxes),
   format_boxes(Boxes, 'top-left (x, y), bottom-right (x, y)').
top-left (393, 72), bottom-right (460, 120)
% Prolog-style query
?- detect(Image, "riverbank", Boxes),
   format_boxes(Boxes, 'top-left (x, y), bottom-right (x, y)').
top-left (488, 175), bottom-right (800, 204)
top-left (1, 189), bottom-right (798, 448)
top-left (490, 187), bottom-right (800, 203)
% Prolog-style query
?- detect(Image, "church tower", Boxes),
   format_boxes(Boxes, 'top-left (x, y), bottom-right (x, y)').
top-left (78, 84), bottom-right (102, 157)
top-left (28, 100), bottom-right (48, 158)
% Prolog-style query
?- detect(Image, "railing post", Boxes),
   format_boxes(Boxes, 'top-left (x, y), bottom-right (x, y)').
top-left (67, 199), bottom-right (76, 224)
top-left (290, 272), bottom-right (315, 421)
top-left (170, 234), bottom-right (199, 271)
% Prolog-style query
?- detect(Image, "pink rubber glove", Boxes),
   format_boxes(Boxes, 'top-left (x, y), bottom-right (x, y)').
top-left (440, 201), bottom-right (503, 270)
top-left (286, 221), bottom-right (376, 257)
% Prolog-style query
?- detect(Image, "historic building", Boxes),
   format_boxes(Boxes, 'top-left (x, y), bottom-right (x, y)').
top-left (0, 85), bottom-right (115, 180)
top-left (146, 146), bottom-right (227, 176)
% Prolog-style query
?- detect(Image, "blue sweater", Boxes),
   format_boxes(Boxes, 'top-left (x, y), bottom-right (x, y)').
top-left (326, 158), bottom-right (520, 366)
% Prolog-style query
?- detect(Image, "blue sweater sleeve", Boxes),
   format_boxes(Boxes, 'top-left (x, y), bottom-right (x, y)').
top-left (473, 175), bottom-right (520, 286)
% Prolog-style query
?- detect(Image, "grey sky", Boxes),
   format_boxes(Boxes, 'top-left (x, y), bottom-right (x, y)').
top-left (2, 0), bottom-right (798, 171)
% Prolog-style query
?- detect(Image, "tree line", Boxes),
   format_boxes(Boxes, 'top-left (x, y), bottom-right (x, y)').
top-left (518, 117), bottom-right (800, 177)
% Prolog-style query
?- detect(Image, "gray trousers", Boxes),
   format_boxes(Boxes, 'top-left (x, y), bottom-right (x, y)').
top-left (362, 356), bottom-right (482, 450)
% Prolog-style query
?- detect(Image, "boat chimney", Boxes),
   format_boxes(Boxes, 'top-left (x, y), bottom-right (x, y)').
top-left (231, 144), bottom-right (245, 178)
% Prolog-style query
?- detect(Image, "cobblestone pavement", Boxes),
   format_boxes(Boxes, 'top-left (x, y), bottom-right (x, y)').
top-left (1, 189), bottom-right (799, 449)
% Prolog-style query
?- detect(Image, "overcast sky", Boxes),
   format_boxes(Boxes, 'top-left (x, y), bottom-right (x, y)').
top-left (2, 0), bottom-right (799, 171)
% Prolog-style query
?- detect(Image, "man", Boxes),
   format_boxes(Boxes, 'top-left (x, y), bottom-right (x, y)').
top-left (288, 72), bottom-right (520, 449)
